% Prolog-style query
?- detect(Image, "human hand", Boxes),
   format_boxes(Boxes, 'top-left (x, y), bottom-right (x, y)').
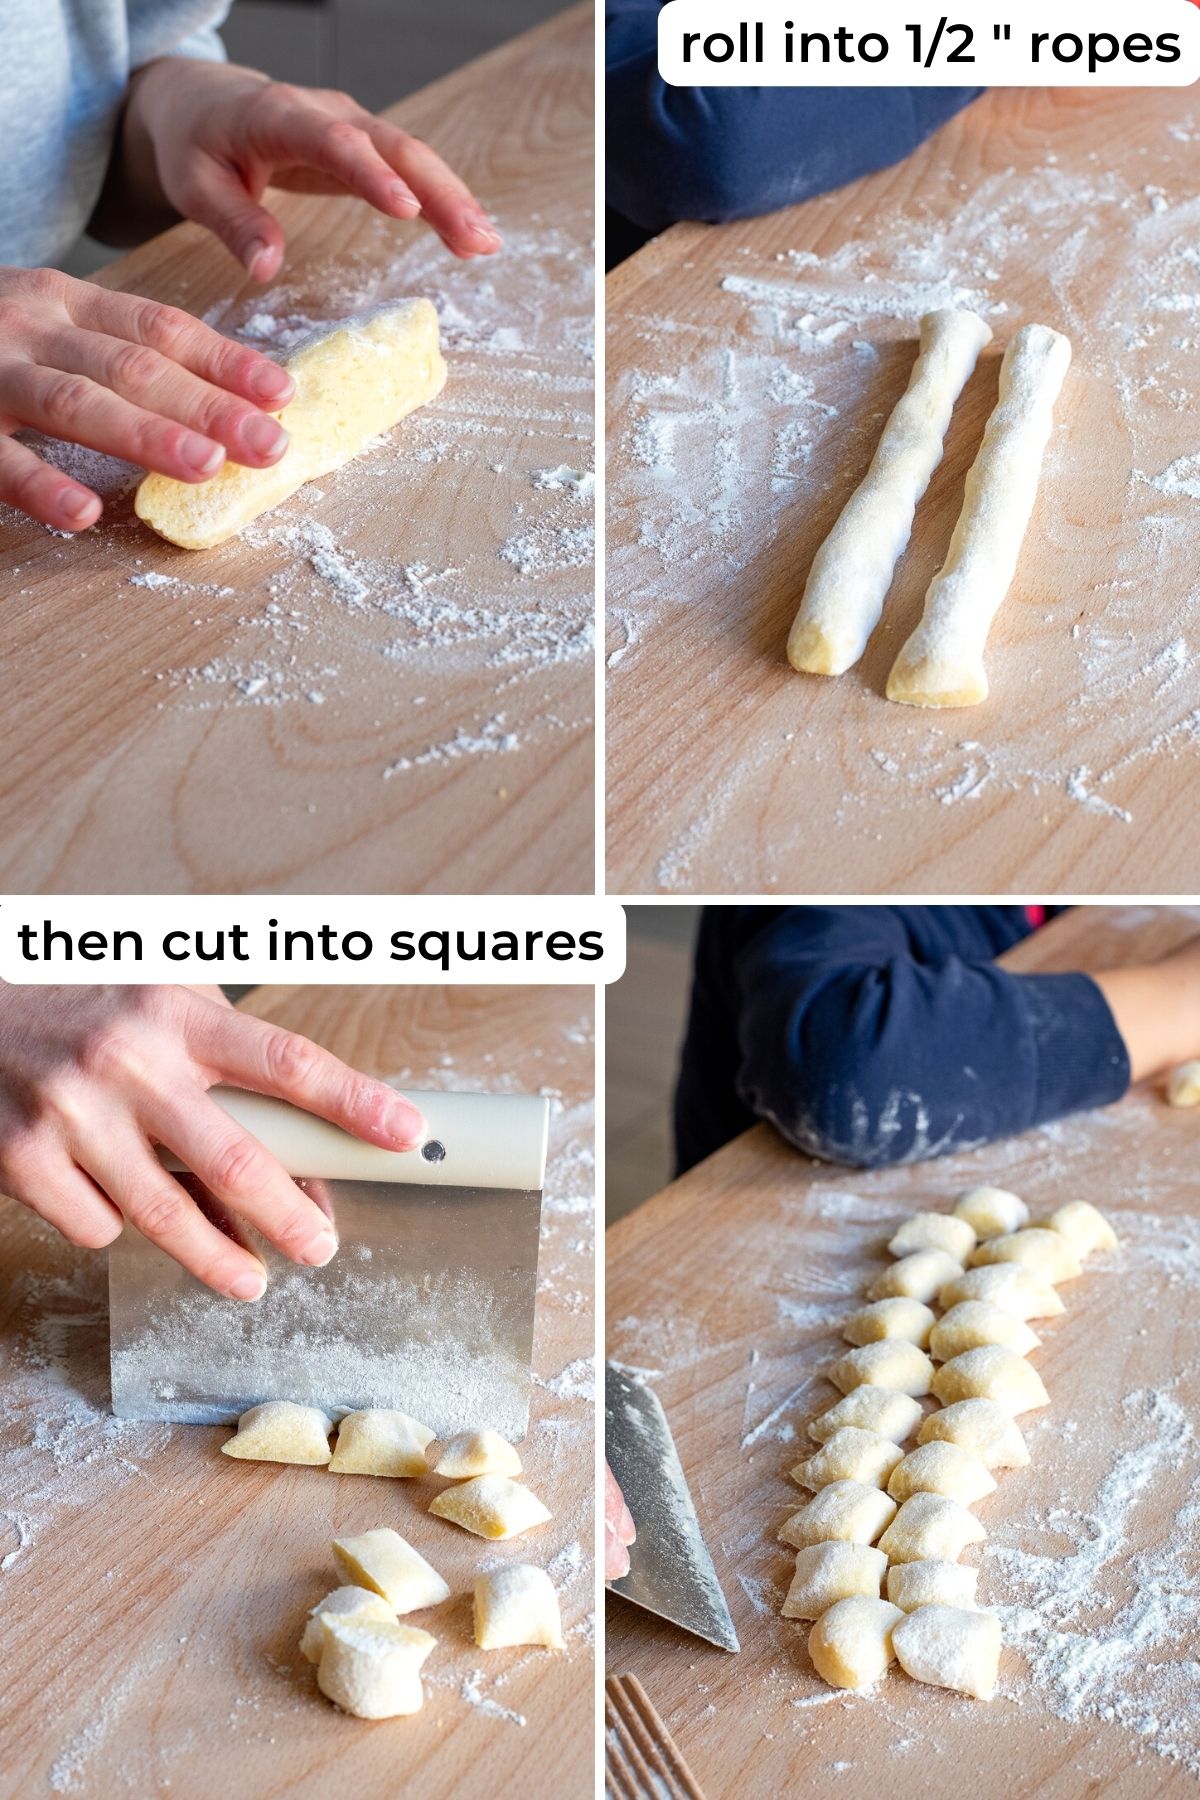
top-left (0, 983), bottom-right (424, 1299)
top-left (605, 1459), bottom-right (636, 1580)
top-left (130, 58), bottom-right (502, 279)
top-left (1092, 935), bottom-right (1200, 1082)
top-left (0, 266), bottom-right (297, 530)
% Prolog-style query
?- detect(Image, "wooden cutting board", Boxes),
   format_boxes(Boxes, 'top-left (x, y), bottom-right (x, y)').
top-left (0, 6), bottom-right (594, 896)
top-left (606, 84), bottom-right (1200, 894)
top-left (0, 983), bottom-right (595, 1798)
top-left (606, 906), bottom-right (1200, 1796)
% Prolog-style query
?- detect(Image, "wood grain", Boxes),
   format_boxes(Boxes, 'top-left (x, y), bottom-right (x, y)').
top-left (0, 6), bottom-right (594, 895)
top-left (605, 1674), bottom-right (707, 1799)
top-left (606, 905), bottom-right (1200, 1796)
top-left (606, 86), bottom-right (1200, 893)
top-left (0, 983), bottom-right (595, 1798)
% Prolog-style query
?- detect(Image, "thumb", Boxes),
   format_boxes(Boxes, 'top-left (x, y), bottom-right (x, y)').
top-left (177, 157), bottom-right (285, 282)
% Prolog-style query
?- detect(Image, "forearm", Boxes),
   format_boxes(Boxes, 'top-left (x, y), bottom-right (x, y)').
top-left (87, 61), bottom-right (181, 246)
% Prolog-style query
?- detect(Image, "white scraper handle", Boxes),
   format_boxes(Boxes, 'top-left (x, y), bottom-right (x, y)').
top-left (162, 1087), bottom-right (548, 1190)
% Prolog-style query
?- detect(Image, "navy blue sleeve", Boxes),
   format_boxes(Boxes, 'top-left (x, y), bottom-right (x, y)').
top-left (675, 907), bottom-right (1130, 1172)
top-left (607, 1), bottom-right (983, 233)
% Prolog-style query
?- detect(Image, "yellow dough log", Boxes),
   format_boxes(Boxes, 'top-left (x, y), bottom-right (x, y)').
top-left (134, 298), bottom-right (446, 549)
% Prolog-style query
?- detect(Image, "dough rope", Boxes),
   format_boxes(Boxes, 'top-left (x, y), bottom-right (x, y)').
top-left (886, 322), bottom-right (1072, 708)
top-left (782, 1189), bottom-right (1117, 1699)
top-left (787, 309), bottom-right (992, 676)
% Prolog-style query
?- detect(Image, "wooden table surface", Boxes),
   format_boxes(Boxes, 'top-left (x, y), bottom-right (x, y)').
top-left (606, 905), bottom-right (1200, 1797)
top-left (606, 86), bottom-right (1200, 894)
top-left (0, 6), bottom-right (594, 895)
top-left (0, 982), bottom-right (595, 1798)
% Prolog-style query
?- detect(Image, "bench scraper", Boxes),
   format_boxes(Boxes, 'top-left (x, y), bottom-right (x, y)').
top-left (605, 1362), bottom-right (739, 1652)
top-left (109, 1086), bottom-right (548, 1441)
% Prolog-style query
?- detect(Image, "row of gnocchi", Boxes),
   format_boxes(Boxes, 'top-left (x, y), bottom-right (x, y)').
top-left (219, 1403), bottom-right (561, 1719)
top-left (775, 1187), bottom-right (1118, 1700)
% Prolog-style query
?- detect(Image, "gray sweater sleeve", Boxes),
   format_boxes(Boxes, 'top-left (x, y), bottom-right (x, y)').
top-left (0, 2), bottom-right (230, 270)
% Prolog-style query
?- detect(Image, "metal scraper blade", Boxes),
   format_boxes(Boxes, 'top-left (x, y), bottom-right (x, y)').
top-left (108, 1087), bottom-right (548, 1441)
top-left (606, 1362), bottom-right (739, 1653)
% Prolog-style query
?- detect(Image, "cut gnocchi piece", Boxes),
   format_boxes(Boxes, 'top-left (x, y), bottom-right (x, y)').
top-left (316, 1617), bottom-right (435, 1718)
top-left (939, 1263), bottom-right (1063, 1321)
top-left (886, 1558), bottom-right (980, 1613)
top-left (781, 1543), bottom-right (887, 1620)
top-left (970, 1227), bottom-right (1081, 1285)
top-left (433, 1428), bottom-right (522, 1479)
top-left (887, 1212), bottom-right (976, 1263)
top-left (332, 1529), bottom-right (451, 1614)
top-left (887, 1440), bottom-right (997, 1507)
top-left (893, 1604), bottom-right (1001, 1700)
top-left (807, 1389), bottom-right (923, 1447)
top-left (790, 1428), bottom-right (905, 1491)
top-left (841, 1297), bottom-right (936, 1349)
top-left (1167, 1060), bottom-right (1200, 1107)
top-left (917, 1398), bottom-right (1030, 1469)
top-left (300, 1586), bottom-right (395, 1662)
top-left (221, 1400), bottom-right (333, 1465)
top-left (931, 1346), bottom-right (1050, 1417)
top-left (808, 1596), bottom-right (904, 1690)
top-left (1039, 1201), bottom-right (1118, 1261)
top-left (952, 1185), bottom-right (1029, 1239)
top-left (877, 1492), bottom-right (986, 1564)
top-left (929, 1300), bottom-right (1041, 1361)
top-left (827, 1341), bottom-right (934, 1398)
top-left (474, 1564), bottom-right (564, 1650)
top-left (778, 1480), bottom-right (897, 1550)
top-left (428, 1475), bottom-right (552, 1540)
top-left (329, 1409), bottom-right (435, 1477)
top-left (867, 1249), bottom-right (963, 1304)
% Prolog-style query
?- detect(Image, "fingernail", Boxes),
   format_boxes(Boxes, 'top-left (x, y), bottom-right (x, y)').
top-left (229, 1270), bottom-right (267, 1301)
top-left (180, 433), bottom-right (223, 475)
top-left (246, 239), bottom-right (273, 280)
top-left (465, 217), bottom-right (501, 247)
top-left (248, 361), bottom-right (293, 403)
top-left (59, 487), bottom-right (98, 525)
top-left (390, 181), bottom-right (419, 212)
top-left (383, 1093), bottom-right (424, 1144)
top-left (243, 414), bottom-right (289, 460)
top-left (301, 1230), bottom-right (338, 1267)
top-left (620, 1504), bottom-right (636, 1542)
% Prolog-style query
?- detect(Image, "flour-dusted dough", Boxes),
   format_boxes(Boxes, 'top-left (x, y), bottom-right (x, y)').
top-left (787, 309), bottom-right (992, 676)
top-left (1167, 1060), bottom-right (1200, 1107)
top-left (929, 1300), bottom-right (1041, 1361)
top-left (867, 1249), bottom-right (963, 1305)
top-left (782, 1543), bottom-right (888, 1620)
top-left (329, 1409), bottom-right (435, 1477)
top-left (827, 1341), bottom-right (934, 1399)
top-left (952, 1185), bottom-right (1029, 1239)
top-left (473, 1564), bottom-right (564, 1650)
top-left (887, 1212), bottom-right (976, 1264)
top-left (428, 1475), bottom-right (552, 1540)
top-left (135, 299), bottom-right (446, 549)
top-left (1039, 1201), bottom-right (1118, 1261)
top-left (790, 1428), bottom-right (905, 1492)
top-left (938, 1263), bottom-right (1063, 1321)
top-left (932, 1346), bottom-right (1050, 1416)
top-left (886, 1441), bottom-right (997, 1507)
top-left (841, 1297), bottom-right (936, 1349)
top-left (433, 1429), bottom-right (523, 1479)
top-left (877, 1492), bottom-right (986, 1564)
top-left (886, 322), bottom-right (1072, 708)
top-left (332, 1529), bottom-right (450, 1614)
top-left (778, 1480), bottom-right (897, 1550)
top-left (892, 1604), bottom-right (1001, 1700)
top-left (917, 1398), bottom-right (1030, 1469)
top-left (300, 1586), bottom-right (395, 1662)
top-left (808, 1597), bottom-right (905, 1690)
top-left (808, 1389), bottom-right (923, 1447)
top-left (970, 1227), bottom-right (1082, 1285)
top-left (221, 1400), bottom-right (333, 1465)
top-left (316, 1616), bottom-right (435, 1718)
top-left (886, 1559), bottom-right (980, 1613)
